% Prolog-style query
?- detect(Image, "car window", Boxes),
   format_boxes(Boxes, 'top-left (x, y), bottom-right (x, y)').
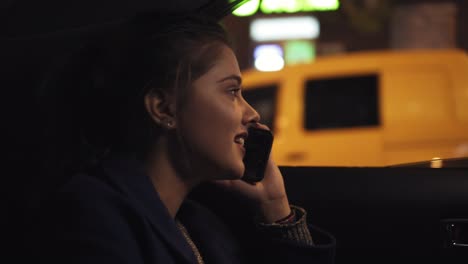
top-left (242, 85), bottom-right (278, 131)
top-left (304, 74), bottom-right (380, 130)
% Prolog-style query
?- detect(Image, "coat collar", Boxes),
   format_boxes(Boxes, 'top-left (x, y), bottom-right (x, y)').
top-left (99, 153), bottom-right (197, 264)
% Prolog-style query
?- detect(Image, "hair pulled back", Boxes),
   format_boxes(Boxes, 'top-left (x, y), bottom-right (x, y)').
top-left (41, 12), bottom-right (232, 170)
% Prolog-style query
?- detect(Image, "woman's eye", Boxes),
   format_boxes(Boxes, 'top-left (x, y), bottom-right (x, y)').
top-left (229, 87), bottom-right (241, 96)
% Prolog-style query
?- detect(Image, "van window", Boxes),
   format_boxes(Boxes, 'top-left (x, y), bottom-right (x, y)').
top-left (304, 74), bottom-right (380, 130)
top-left (242, 85), bottom-right (278, 130)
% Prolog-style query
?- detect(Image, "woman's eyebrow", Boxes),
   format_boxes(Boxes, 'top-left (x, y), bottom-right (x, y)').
top-left (217, 75), bottom-right (242, 85)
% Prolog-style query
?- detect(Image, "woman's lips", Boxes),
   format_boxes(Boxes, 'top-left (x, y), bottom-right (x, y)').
top-left (234, 137), bottom-right (245, 146)
top-left (234, 137), bottom-right (246, 156)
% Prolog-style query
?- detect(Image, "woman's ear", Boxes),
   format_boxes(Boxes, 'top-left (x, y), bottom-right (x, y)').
top-left (144, 89), bottom-right (177, 129)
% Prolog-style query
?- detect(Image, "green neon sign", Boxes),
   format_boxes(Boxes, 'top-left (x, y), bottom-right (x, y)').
top-left (232, 0), bottom-right (339, 16)
top-left (232, 0), bottom-right (260, 16)
top-left (284, 40), bottom-right (316, 64)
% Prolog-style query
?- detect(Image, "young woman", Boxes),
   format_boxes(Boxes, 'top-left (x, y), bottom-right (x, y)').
top-left (33, 2), bottom-right (335, 263)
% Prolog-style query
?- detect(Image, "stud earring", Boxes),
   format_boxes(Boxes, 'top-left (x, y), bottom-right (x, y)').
top-left (166, 120), bottom-right (173, 127)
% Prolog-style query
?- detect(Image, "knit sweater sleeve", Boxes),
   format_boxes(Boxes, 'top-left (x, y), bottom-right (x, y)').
top-left (255, 205), bottom-right (314, 246)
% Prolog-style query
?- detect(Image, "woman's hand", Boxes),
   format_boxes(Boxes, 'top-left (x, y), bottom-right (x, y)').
top-left (214, 123), bottom-right (291, 223)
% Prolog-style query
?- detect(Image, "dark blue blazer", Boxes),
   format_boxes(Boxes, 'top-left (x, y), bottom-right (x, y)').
top-left (33, 155), bottom-right (335, 263)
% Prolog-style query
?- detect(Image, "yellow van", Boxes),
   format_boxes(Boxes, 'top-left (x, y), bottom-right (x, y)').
top-left (241, 49), bottom-right (468, 166)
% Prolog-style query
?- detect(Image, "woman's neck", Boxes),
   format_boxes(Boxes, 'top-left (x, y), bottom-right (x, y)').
top-left (145, 139), bottom-right (199, 218)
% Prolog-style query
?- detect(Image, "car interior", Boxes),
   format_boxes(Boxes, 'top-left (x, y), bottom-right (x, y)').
top-left (3, 2), bottom-right (468, 263)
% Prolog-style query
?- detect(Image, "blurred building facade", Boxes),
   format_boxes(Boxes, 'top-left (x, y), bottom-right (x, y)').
top-left (222, 0), bottom-right (468, 71)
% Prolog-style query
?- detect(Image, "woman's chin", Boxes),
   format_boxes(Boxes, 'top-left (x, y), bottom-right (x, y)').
top-left (223, 163), bottom-right (245, 180)
top-left (235, 163), bottom-right (246, 179)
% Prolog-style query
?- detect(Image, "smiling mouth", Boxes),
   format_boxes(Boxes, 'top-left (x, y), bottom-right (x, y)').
top-left (234, 131), bottom-right (248, 145)
top-left (234, 137), bottom-right (245, 147)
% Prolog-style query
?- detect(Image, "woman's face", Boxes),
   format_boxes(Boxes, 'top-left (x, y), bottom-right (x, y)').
top-left (177, 44), bottom-right (260, 180)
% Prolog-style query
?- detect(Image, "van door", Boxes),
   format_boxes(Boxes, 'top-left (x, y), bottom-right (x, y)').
top-left (290, 73), bottom-right (383, 166)
top-left (381, 65), bottom-right (468, 165)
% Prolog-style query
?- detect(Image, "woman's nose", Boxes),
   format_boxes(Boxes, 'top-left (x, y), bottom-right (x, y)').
top-left (242, 97), bottom-right (260, 125)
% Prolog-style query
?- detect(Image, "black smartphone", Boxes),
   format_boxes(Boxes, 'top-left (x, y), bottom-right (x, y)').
top-left (242, 127), bottom-right (274, 183)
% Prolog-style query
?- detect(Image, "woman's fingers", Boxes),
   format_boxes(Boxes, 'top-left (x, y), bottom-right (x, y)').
top-left (252, 122), bottom-right (270, 131)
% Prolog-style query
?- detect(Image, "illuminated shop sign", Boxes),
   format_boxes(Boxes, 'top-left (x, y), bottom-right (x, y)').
top-left (250, 16), bottom-right (319, 41)
top-left (233, 0), bottom-right (340, 17)
top-left (254, 44), bottom-right (285, 71)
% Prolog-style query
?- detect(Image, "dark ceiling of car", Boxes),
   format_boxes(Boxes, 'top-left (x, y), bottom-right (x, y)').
top-left (1, 0), bottom-right (212, 37)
